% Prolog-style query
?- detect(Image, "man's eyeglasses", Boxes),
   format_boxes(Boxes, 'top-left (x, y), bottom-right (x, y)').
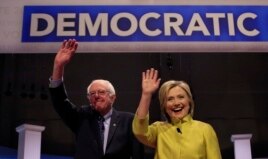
top-left (88, 90), bottom-right (110, 97)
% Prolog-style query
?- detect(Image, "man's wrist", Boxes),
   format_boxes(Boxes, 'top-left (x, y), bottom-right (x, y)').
top-left (49, 77), bottom-right (63, 88)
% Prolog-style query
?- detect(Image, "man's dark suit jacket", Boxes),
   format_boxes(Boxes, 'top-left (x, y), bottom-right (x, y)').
top-left (49, 83), bottom-right (144, 159)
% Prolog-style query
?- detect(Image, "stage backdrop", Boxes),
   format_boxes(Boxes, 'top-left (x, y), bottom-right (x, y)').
top-left (1, 0), bottom-right (268, 53)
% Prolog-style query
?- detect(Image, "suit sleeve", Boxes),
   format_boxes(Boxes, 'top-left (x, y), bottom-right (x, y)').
top-left (131, 129), bottom-right (145, 159)
top-left (49, 83), bottom-right (80, 133)
top-left (130, 116), bottom-right (145, 159)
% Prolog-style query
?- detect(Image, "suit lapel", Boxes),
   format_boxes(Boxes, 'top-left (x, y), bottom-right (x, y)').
top-left (106, 110), bottom-right (120, 150)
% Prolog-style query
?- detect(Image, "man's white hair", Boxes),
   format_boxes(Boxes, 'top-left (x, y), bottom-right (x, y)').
top-left (87, 79), bottom-right (116, 95)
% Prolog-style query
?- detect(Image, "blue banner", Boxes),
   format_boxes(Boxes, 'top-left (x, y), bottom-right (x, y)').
top-left (22, 5), bottom-right (268, 42)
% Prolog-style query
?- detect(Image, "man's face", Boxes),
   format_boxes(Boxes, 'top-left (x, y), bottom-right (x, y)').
top-left (87, 82), bottom-right (116, 115)
top-left (165, 86), bottom-right (190, 120)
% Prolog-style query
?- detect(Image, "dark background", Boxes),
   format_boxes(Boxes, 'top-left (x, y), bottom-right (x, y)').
top-left (0, 53), bottom-right (267, 158)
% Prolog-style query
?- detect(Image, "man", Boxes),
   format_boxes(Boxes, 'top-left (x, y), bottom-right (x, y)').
top-left (49, 39), bottom-right (144, 159)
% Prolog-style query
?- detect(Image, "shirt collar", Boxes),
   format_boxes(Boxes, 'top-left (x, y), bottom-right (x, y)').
top-left (103, 108), bottom-right (113, 121)
top-left (171, 114), bottom-right (192, 126)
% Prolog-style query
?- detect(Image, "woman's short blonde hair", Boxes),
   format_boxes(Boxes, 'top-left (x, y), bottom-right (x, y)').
top-left (158, 80), bottom-right (195, 121)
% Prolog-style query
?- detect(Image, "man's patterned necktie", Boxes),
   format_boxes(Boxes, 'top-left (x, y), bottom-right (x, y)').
top-left (98, 115), bottom-right (105, 145)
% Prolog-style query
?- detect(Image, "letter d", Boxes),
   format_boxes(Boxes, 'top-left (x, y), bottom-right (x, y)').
top-left (30, 13), bottom-right (55, 36)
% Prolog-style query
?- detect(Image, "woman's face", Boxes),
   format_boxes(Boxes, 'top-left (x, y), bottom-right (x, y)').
top-left (165, 86), bottom-right (191, 120)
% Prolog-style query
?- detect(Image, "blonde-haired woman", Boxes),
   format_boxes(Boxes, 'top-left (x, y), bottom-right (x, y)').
top-left (133, 68), bottom-right (222, 159)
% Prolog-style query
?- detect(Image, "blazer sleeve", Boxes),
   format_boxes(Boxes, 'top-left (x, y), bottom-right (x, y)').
top-left (204, 124), bottom-right (222, 159)
top-left (132, 114), bottom-right (157, 148)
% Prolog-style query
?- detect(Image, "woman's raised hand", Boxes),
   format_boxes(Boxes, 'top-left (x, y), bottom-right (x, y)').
top-left (142, 68), bottom-right (161, 95)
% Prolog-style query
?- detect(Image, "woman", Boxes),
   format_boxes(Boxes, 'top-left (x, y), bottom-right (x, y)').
top-left (132, 68), bottom-right (222, 159)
